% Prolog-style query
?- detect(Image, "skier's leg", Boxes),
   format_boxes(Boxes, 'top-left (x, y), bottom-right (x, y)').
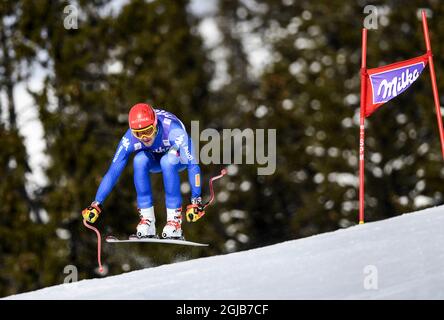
top-left (134, 151), bottom-right (157, 208)
top-left (160, 152), bottom-right (187, 238)
top-left (132, 151), bottom-right (161, 238)
top-left (159, 153), bottom-right (187, 209)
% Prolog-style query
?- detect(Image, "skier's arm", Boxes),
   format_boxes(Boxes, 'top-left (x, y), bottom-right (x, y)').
top-left (185, 137), bottom-right (202, 200)
top-left (94, 131), bottom-right (133, 205)
top-left (182, 137), bottom-right (205, 223)
top-left (169, 124), bottom-right (202, 200)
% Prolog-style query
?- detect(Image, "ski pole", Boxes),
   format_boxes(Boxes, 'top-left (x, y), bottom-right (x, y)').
top-left (203, 168), bottom-right (228, 210)
top-left (187, 168), bottom-right (227, 222)
top-left (83, 219), bottom-right (104, 273)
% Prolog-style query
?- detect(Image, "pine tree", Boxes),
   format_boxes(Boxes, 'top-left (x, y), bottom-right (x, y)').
top-left (0, 0), bottom-right (62, 296)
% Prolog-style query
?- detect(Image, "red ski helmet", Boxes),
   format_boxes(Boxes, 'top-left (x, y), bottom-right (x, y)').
top-left (128, 103), bottom-right (157, 130)
top-left (128, 103), bottom-right (158, 141)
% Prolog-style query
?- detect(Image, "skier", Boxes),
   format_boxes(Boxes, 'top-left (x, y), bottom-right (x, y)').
top-left (81, 103), bottom-right (203, 239)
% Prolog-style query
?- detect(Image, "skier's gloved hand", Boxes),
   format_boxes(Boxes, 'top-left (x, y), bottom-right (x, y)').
top-left (186, 197), bottom-right (204, 222)
top-left (82, 201), bottom-right (103, 223)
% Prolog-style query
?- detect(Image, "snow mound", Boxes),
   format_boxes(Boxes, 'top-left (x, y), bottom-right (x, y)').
top-left (6, 206), bottom-right (444, 299)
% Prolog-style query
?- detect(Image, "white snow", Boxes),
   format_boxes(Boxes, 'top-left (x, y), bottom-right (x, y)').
top-left (5, 205), bottom-right (444, 299)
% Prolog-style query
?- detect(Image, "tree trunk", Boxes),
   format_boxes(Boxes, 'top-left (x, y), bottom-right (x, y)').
top-left (0, 23), bottom-right (17, 129)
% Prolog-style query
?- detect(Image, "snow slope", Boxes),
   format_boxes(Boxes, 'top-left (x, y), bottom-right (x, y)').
top-left (6, 206), bottom-right (444, 299)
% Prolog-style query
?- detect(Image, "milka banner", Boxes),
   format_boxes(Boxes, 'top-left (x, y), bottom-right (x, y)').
top-left (358, 11), bottom-right (444, 225)
top-left (364, 53), bottom-right (430, 117)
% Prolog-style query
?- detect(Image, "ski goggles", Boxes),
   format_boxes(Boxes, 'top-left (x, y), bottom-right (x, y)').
top-left (131, 125), bottom-right (157, 139)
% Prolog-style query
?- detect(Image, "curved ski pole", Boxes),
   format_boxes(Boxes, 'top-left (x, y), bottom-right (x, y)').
top-left (83, 219), bottom-right (104, 273)
top-left (203, 168), bottom-right (228, 209)
top-left (191, 168), bottom-right (227, 221)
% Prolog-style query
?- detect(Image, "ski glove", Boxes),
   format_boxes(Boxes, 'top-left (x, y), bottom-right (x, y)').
top-left (186, 197), bottom-right (205, 222)
top-left (82, 201), bottom-right (103, 223)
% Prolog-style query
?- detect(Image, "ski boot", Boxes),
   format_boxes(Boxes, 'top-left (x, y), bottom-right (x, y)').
top-left (161, 208), bottom-right (184, 240)
top-left (129, 207), bottom-right (158, 239)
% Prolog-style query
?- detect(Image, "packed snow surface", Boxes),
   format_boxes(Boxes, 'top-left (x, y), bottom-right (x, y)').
top-left (6, 206), bottom-right (444, 299)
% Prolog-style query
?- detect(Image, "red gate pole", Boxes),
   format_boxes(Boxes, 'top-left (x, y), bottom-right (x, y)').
top-left (359, 28), bottom-right (368, 224)
top-left (421, 10), bottom-right (444, 159)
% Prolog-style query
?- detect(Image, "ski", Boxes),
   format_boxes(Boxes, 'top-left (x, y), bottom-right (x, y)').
top-left (105, 236), bottom-right (209, 247)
